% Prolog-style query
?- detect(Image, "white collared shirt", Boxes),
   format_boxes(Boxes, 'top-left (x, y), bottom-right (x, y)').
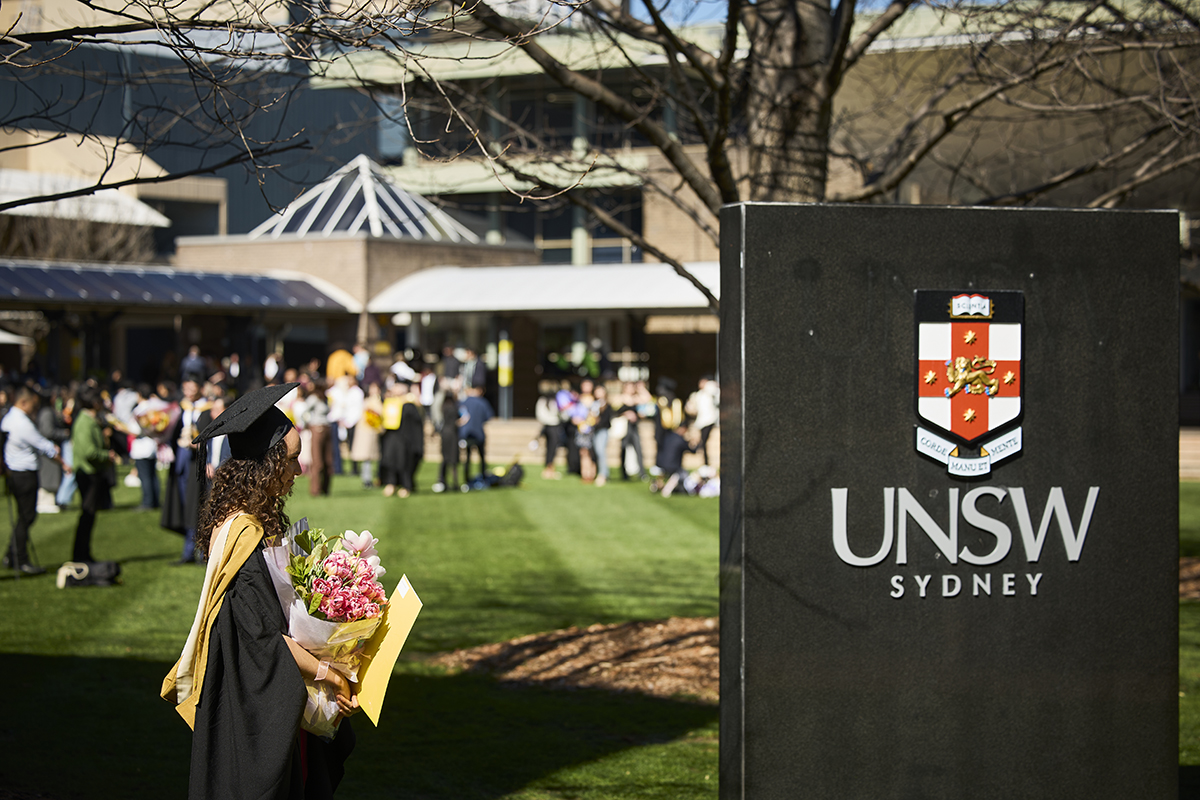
top-left (1, 406), bottom-right (58, 472)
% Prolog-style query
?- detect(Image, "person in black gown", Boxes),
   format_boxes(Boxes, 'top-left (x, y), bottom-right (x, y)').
top-left (161, 382), bottom-right (358, 799)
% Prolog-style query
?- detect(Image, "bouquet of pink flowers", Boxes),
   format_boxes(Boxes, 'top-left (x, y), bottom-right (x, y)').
top-left (288, 530), bottom-right (388, 622)
top-left (264, 525), bottom-right (389, 738)
top-left (132, 397), bottom-right (179, 443)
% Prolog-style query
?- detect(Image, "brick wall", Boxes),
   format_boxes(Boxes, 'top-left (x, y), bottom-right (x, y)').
top-left (365, 238), bottom-right (538, 300)
top-left (638, 145), bottom-right (721, 264)
top-left (175, 234), bottom-right (539, 306)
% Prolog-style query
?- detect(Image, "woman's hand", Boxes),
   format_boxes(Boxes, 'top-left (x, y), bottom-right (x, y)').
top-left (283, 635), bottom-right (360, 714)
top-left (322, 668), bottom-right (361, 717)
top-left (282, 636), bottom-right (362, 720)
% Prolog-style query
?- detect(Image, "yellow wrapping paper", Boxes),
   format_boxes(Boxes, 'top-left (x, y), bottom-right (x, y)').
top-left (381, 397), bottom-right (402, 430)
top-left (355, 574), bottom-right (422, 726)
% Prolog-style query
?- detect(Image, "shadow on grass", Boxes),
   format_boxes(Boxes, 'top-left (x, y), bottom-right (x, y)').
top-left (0, 551), bottom-right (178, 582)
top-left (0, 654), bottom-right (717, 800)
top-left (116, 552), bottom-right (184, 565)
top-left (1184, 766), bottom-right (1200, 800)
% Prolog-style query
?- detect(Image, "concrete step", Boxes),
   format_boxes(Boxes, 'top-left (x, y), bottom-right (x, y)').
top-left (1183, 428), bottom-right (1200, 480)
top-left (417, 418), bottom-right (720, 472)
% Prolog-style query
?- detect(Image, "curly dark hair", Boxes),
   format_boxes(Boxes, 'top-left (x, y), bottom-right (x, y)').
top-left (196, 437), bottom-right (293, 557)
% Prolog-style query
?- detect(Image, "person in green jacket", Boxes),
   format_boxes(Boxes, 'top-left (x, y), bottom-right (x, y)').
top-left (71, 385), bottom-right (113, 564)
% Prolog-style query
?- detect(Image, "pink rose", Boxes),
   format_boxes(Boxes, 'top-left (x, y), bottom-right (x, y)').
top-left (320, 555), bottom-right (340, 575)
top-left (322, 593), bottom-right (348, 620)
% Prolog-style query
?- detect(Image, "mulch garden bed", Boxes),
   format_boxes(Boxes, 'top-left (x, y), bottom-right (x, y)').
top-left (433, 560), bottom-right (1200, 703)
top-left (1182, 558), bottom-right (1200, 600)
top-left (430, 616), bottom-right (719, 704)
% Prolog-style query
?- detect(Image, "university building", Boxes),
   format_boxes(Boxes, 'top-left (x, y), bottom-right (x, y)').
top-left (1, 1), bottom-right (1196, 420)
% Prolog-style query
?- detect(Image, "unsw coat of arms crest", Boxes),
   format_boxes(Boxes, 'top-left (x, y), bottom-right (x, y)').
top-left (913, 290), bottom-right (1024, 476)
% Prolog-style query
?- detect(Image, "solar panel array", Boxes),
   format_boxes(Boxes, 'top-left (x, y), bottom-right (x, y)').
top-left (0, 262), bottom-right (347, 311)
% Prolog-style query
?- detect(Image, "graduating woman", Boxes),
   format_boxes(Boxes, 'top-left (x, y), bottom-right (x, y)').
top-left (379, 382), bottom-right (423, 498)
top-left (161, 383), bottom-right (358, 799)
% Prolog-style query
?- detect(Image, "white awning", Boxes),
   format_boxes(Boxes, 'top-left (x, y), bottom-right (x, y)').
top-left (367, 262), bottom-right (720, 317)
top-left (0, 169), bottom-right (171, 227)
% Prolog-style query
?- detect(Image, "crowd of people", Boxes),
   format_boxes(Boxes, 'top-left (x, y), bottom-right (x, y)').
top-left (0, 342), bottom-right (719, 574)
top-left (534, 374), bottom-right (719, 496)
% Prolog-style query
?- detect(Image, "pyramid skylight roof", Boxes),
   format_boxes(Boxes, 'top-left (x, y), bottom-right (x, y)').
top-left (248, 154), bottom-right (479, 243)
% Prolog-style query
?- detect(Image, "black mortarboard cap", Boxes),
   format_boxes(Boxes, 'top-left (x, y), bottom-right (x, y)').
top-left (192, 382), bottom-right (297, 460)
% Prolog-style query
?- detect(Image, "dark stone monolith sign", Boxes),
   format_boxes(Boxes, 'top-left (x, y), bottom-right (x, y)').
top-left (719, 204), bottom-right (1179, 799)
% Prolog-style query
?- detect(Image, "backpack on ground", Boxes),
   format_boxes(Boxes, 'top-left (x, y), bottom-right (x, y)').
top-left (497, 463), bottom-right (524, 487)
top-left (56, 561), bottom-right (121, 588)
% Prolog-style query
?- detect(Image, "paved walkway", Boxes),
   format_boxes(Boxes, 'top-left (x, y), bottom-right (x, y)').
top-left (1184, 428), bottom-right (1200, 481)
top-left (420, 424), bottom-right (1200, 478)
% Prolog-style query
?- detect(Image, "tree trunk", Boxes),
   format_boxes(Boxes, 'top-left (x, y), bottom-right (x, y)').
top-left (742, 0), bottom-right (834, 203)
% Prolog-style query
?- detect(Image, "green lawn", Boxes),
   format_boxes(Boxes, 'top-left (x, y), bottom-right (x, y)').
top-left (1182, 482), bottom-right (1200, 558)
top-left (5, 467), bottom-right (1200, 796)
top-left (1185, 484), bottom-right (1200, 780)
top-left (0, 465), bottom-right (718, 799)
top-left (1183, 603), bottom-right (1200, 762)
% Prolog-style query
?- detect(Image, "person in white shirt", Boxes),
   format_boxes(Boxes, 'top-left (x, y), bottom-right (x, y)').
top-left (333, 376), bottom-right (365, 475)
top-left (129, 385), bottom-right (166, 510)
top-left (419, 368), bottom-right (437, 430)
top-left (264, 352), bottom-right (282, 384)
top-left (685, 375), bottom-right (720, 467)
top-left (325, 376), bottom-right (347, 476)
top-left (2, 386), bottom-right (67, 574)
top-left (390, 358), bottom-right (417, 384)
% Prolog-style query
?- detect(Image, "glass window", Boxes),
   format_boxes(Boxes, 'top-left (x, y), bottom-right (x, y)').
top-left (507, 202), bottom-right (536, 242)
top-left (540, 202), bottom-right (574, 240)
top-left (377, 94), bottom-right (409, 164)
top-left (592, 246), bottom-right (625, 264)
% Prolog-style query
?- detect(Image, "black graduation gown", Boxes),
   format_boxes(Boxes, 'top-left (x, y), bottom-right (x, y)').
top-left (398, 402), bottom-right (424, 491)
top-left (398, 402), bottom-right (424, 458)
top-left (161, 410), bottom-right (212, 533)
top-left (190, 549), bottom-right (355, 800)
top-left (381, 401), bottom-right (423, 489)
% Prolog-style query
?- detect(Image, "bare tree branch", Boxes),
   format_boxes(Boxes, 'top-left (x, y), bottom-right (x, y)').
top-left (1088, 147), bottom-right (1200, 207)
top-left (0, 139), bottom-right (308, 213)
top-left (468, 0), bottom-right (726, 214)
top-left (841, 0), bottom-right (916, 74)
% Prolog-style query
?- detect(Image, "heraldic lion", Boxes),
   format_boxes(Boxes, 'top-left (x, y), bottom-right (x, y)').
top-left (945, 355), bottom-right (999, 398)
